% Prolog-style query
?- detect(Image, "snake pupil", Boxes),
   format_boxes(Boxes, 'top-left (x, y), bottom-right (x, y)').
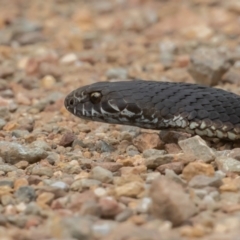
top-left (90, 92), bottom-right (102, 104)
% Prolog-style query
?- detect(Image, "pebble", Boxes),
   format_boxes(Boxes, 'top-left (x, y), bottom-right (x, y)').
top-left (157, 162), bottom-right (184, 174)
top-left (0, 164), bottom-right (17, 173)
top-left (115, 181), bottom-right (144, 198)
top-left (59, 132), bottom-right (76, 147)
top-left (60, 53), bottom-right (78, 64)
top-left (27, 165), bottom-right (53, 177)
top-left (188, 47), bottom-right (230, 86)
top-left (215, 157), bottom-right (240, 173)
top-left (133, 133), bottom-right (164, 152)
top-left (144, 154), bottom-right (176, 169)
top-left (149, 176), bottom-right (197, 226)
top-left (182, 162), bottom-right (215, 181)
top-left (178, 136), bottom-right (215, 163)
top-left (90, 166), bottom-right (113, 183)
top-left (189, 174), bottom-right (223, 188)
top-left (14, 186), bottom-right (36, 203)
top-left (165, 169), bottom-right (187, 187)
top-left (106, 67), bottom-right (128, 79)
top-left (50, 181), bottom-right (69, 190)
top-left (0, 141), bottom-right (48, 164)
top-left (142, 149), bottom-right (167, 158)
top-left (12, 130), bottom-right (30, 138)
top-left (70, 179), bottom-right (101, 191)
top-left (99, 197), bottom-right (122, 218)
top-left (41, 75), bottom-right (56, 90)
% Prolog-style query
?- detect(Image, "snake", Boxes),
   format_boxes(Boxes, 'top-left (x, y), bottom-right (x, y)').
top-left (64, 80), bottom-right (240, 141)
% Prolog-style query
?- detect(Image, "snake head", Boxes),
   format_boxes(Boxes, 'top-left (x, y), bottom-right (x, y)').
top-left (64, 81), bottom-right (143, 124)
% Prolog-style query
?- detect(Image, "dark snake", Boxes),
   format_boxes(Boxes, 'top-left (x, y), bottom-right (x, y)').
top-left (64, 80), bottom-right (240, 141)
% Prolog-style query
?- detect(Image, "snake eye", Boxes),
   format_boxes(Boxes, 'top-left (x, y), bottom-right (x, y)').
top-left (90, 92), bottom-right (102, 104)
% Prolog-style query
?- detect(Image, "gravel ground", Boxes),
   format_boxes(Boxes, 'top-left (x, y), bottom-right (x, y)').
top-left (1, 0), bottom-right (240, 239)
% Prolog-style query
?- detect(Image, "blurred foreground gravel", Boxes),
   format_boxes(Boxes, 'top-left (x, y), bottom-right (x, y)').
top-left (1, 0), bottom-right (240, 239)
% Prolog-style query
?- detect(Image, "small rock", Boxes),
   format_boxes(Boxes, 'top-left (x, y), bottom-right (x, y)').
top-left (51, 181), bottom-right (69, 190)
top-left (136, 197), bottom-right (152, 214)
top-left (59, 132), bottom-right (76, 147)
top-left (188, 47), bottom-right (230, 86)
top-left (41, 75), bottom-right (56, 90)
top-left (70, 179), bottom-right (101, 191)
top-left (133, 133), bottom-right (163, 152)
top-left (37, 192), bottom-right (55, 205)
top-left (60, 53), bottom-right (78, 64)
top-left (27, 165), bottom-right (53, 177)
top-left (142, 149), bottom-right (166, 158)
top-left (178, 136), bottom-right (215, 163)
top-left (99, 197), bottom-right (122, 218)
top-left (0, 140), bottom-right (48, 164)
top-left (12, 130), bottom-right (30, 138)
top-left (14, 160), bottom-right (29, 169)
top-left (0, 179), bottom-right (13, 188)
top-left (106, 68), bottom-right (128, 79)
top-left (90, 166), bottom-right (113, 183)
top-left (165, 169), bottom-right (187, 186)
top-left (188, 174), bottom-right (223, 188)
top-left (115, 208), bottom-right (133, 222)
top-left (0, 164), bottom-right (17, 173)
top-left (91, 162), bottom-right (123, 172)
top-left (216, 157), bottom-right (240, 173)
top-left (149, 176), bottom-right (197, 226)
top-left (0, 119), bottom-right (6, 130)
top-left (14, 186), bottom-right (36, 203)
top-left (182, 162), bottom-right (215, 181)
top-left (14, 178), bottom-right (28, 190)
top-left (157, 162), bottom-right (184, 174)
top-left (115, 181), bottom-right (144, 198)
top-left (0, 106), bottom-right (10, 121)
top-left (145, 153), bottom-right (186, 169)
top-left (145, 172), bottom-right (161, 184)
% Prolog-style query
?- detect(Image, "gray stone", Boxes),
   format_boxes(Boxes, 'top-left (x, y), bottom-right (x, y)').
top-left (0, 164), bottom-right (17, 173)
top-left (144, 154), bottom-right (176, 169)
top-left (0, 179), bottom-right (14, 188)
top-left (0, 141), bottom-right (48, 164)
top-left (27, 165), bottom-right (53, 177)
top-left (51, 181), bottom-right (69, 190)
top-left (90, 166), bottom-right (113, 183)
top-left (0, 119), bottom-right (6, 130)
top-left (165, 169), bottom-right (187, 187)
top-left (14, 186), bottom-right (36, 203)
top-left (215, 157), bottom-right (240, 173)
top-left (142, 149), bottom-right (166, 158)
top-left (0, 107), bottom-right (10, 121)
top-left (12, 130), bottom-right (30, 138)
top-left (178, 136), bottom-right (215, 163)
top-left (188, 47), bottom-right (230, 86)
top-left (70, 179), bottom-right (101, 191)
top-left (188, 174), bottom-right (223, 188)
top-left (106, 68), bottom-right (128, 80)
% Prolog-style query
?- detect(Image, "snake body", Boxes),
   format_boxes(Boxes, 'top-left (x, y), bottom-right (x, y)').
top-left (64, 80), bottom-right (240, 141)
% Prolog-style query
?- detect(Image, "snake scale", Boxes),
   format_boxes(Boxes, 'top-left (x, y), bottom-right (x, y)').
top-left (64, 80), bottom-right (240, 141)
